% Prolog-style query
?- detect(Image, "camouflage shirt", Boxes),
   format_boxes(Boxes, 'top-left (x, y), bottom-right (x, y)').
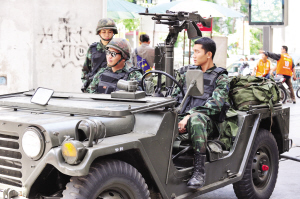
top-left (86, 63), bottom-right (143, 93)
top-left (172, 65), bottom-right (230, 116)
top-left (81, 41), bottom-right (106, 84)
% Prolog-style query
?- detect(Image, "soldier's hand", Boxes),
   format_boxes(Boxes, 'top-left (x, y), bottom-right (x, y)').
top-left (178, 115), bottom-right (190, 134)
top-left (258, 50), bottom-right (264, 54)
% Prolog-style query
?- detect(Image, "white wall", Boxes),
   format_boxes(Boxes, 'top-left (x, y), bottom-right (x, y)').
top-left (212, 36), bottom-right (228, 68)
top-left (0, 0), bottom-right (107, 94)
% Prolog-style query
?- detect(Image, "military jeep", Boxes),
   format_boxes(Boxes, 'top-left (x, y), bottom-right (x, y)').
top-left (0, 70), bottom-right (291, 199)
top-left (0, 10), bottom-right (292, 199)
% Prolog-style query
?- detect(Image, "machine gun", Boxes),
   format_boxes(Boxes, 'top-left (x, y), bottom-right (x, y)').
top-left (139, 10), bottom-right (211, 88)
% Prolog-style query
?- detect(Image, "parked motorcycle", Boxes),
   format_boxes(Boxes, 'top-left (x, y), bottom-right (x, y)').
top-left (297, 86), bottom-right (300, 98)
top-left (274, 75), bottom-right (290, 103)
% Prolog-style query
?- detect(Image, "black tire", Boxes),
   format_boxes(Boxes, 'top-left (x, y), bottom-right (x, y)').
top-left (279, 86), bottom-right (287, 103)
top-left (296, 87), bottom-right (300, 99)
top-left (233, 129), bottom-right (279, 199)
top-left (62, 159), bottom-right (150, 199)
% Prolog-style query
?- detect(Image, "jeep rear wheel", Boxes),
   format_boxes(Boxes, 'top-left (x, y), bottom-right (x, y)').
top-left (62, 159), bottom-right (150, 199)
top-left (233, 129), bottom-right (279, 199)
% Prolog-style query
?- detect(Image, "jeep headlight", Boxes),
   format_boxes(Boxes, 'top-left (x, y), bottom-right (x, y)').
top-left (62, 140), bottom-right (87, 165)
top-left (22, 127), bottom-right (45, 160)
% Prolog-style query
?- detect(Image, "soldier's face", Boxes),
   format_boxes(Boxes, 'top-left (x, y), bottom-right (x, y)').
top-left (106, 48), bottom-right (122, 66)
top-left (99, 29), bottom-right (114, 40)
top-left (192, 44), bottom-right (210, 66)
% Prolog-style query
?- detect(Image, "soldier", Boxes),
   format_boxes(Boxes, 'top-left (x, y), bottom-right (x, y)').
top-left (174, 37), bottom-right (230, 189)
top-left (86, 38), bottom-right (143, 94)
top-left (81, 18), bottom-right (118, 92)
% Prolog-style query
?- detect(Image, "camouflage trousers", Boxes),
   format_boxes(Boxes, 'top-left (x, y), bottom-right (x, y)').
top-left (179, 113), bottom-right (213, 153)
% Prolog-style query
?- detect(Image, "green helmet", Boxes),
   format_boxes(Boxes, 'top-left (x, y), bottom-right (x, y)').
top-left (96, 18), bottom-right (118, 35)
top-left (106, 38), bottom-right (131, 60)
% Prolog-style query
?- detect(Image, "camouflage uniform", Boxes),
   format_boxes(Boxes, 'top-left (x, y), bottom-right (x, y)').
top-left (86, 63), bottom-right (143, 93)
top-left (81, 42), bottom-right (107, 89)
top-left (174, 65), bottom-right (230, 153)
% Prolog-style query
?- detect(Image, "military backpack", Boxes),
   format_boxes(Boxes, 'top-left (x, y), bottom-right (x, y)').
top-left (229, 76), bottom-right (280, 111)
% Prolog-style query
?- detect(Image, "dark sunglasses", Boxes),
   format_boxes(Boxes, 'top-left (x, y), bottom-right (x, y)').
top-left (105, 50), bottom-right (122, 57)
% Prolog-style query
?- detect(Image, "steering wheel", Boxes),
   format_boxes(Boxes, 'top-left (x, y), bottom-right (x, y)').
top-left (141, 70), bottom-right (185, 97)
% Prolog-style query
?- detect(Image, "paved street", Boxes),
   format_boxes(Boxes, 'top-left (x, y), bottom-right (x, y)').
top-left (198, 98), bottom-right (300, 199)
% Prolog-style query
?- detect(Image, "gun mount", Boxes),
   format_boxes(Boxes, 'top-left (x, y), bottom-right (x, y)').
top-left (139, 10), bottom-right (211, 87)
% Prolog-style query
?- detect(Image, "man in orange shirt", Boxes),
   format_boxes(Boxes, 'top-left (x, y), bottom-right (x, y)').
top-left (259, 46), bottom-right (297, 104)
top-left (252, 52), bottom-right (271, 77)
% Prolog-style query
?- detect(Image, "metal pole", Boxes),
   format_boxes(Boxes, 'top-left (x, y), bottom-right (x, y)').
top-left (183, 31), bottom-right (186, 66)
top-left (263, 26), bottom-right (272, 52)
top-left (243, 17), bottom-right (244, 55)
top-left (188, 39), bottom-right (191, 65)
top-left (152, 22), bottom-right (156, 48)
top-left (280, 154), bottom-right (300, 162)
top-left (165, 45), bottom-right (174, 88)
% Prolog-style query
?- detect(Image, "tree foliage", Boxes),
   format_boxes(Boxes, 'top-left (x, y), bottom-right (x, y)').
top-left (249, 28), bottom-right (263, 55)
top-left (114, 0), bottom-right (140, 31)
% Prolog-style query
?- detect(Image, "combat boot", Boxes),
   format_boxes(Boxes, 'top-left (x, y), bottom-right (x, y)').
top-left (187, 152), bottom-right (206, 189)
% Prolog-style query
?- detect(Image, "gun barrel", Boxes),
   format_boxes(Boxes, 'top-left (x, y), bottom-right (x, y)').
top-left (139, 12), bottom-right (179, 17)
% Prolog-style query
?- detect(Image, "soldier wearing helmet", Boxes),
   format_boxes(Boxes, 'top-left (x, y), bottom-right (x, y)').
top-left (81, 18), bottom-right (118, 92)
top-left (86, 38), bottom-right (143, 94)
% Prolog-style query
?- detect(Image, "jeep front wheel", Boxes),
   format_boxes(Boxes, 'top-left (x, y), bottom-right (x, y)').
top-left (62, 159), bottom-right (150, 199)
top-left (233, 129), bottom-right (279, 199)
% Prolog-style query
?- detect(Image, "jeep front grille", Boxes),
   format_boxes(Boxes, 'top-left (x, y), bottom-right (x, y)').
top-left (0, 133), bottom-right (22, 187)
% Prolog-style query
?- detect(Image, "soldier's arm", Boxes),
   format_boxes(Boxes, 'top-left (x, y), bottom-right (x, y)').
top-left (128, 71), bottom-right (143, 81)
top-left (187, 74), bottom-right (230, 116)
top-left (81, 47), bottom-right (92, 83)
top-left (86, 69), bottom-right (103, 93)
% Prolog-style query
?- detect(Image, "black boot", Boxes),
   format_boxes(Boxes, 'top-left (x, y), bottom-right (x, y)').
top-left (187, 152), bottom-right (206, 189)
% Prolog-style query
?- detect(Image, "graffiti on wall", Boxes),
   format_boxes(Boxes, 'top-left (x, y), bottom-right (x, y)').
top-left (38, 12), bottom-right (93, 68)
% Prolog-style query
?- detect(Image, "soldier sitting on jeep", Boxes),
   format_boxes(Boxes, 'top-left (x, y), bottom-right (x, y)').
top-left (87, 38), bottom-right (143, 94)
top-left (174, 37), bottom-right (230, 189)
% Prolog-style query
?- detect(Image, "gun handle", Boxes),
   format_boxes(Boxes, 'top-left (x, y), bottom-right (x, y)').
top-left (202, 18), bottom-right (212, 28)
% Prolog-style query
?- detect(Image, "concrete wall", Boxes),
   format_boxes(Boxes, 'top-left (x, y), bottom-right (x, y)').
top-left (212, 36), bottom-right (228, 68)
top-left (0, 0), bottom-right (106, 94)
top-left (272, 0), bottom-right (299, 55)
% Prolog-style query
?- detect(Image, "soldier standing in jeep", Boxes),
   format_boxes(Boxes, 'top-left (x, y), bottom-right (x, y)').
top-left (175, 37), bottom-right (230, 189)
top-left (81, 18), bottom-right (118, 92)
top-left (86, 38), bottom-right (143, 94)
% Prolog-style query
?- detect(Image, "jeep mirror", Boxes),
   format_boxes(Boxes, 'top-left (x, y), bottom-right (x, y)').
top-left (176, 70), bottom-right (203, 113)
top-left (30, 87), bottom-right (54, 105)
top-left (186, 69), bottom-right (204, 96)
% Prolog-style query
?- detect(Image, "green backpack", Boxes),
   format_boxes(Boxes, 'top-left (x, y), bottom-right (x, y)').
top-left (229, 76), bottom-right (280, 111)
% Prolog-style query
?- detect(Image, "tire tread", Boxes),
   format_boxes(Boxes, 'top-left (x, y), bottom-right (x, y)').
top-left (62, 159), bottom-right (150, 199)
